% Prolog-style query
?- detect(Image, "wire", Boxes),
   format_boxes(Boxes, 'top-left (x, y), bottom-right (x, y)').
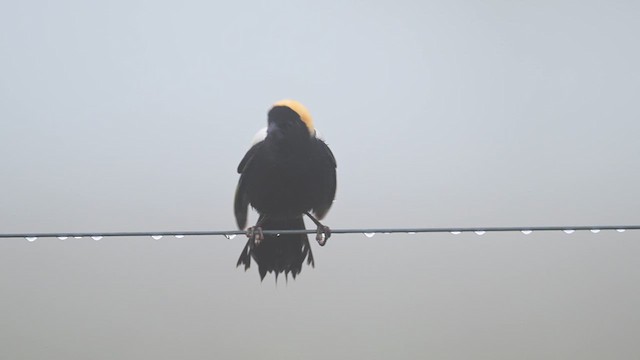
top-left (1, 225), bottom-right (638, 239)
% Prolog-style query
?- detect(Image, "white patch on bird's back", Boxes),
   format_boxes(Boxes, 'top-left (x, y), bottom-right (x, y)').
top-left (251, 127), bottom-right (267, 145)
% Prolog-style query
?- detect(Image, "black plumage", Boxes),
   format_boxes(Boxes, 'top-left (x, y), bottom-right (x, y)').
top-left (236, 217), bottom-right (315, 281)
top-left (234, 100), bottom-right (336, 280)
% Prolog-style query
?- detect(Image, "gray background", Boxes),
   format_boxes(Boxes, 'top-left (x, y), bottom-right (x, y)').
top-left (1, 0), bottom-right (639, 358)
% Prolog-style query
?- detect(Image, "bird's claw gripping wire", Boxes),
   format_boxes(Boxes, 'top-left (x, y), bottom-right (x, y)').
top-left (246, 226), bottom-right (264, 245)
top-left (246, 214), bottom-right (267, 245)
top-left (305, 212), bottom-right (331, 246)
top-left (316, 225), bottom-right (331, 246)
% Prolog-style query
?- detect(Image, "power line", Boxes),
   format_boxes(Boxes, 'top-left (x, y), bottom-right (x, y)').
top-left (1, 225), bottom-right (638, 240)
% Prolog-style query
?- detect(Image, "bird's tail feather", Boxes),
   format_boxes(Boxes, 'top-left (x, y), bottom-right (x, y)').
top-left (236, 216), bottom-right (315, 281)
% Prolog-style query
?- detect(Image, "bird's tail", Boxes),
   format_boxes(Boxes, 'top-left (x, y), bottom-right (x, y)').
top-left (236, 216), bottom-right (315, 281)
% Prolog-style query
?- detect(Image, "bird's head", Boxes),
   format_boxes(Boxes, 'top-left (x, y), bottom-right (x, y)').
top-left (267, 99), bottom-right (315, 142)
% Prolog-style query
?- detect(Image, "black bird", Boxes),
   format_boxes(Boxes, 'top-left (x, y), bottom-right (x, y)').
top-left (234, 99), bottom-right (337, 279)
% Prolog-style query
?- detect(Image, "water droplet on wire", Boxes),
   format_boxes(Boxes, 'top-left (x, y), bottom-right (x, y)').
top-left (74, 236), bottom-right (82, 239)
top-left (92, 236), bottom-right (103, 241)
top-left (151, 235), bottom-right (162, 240)
top-left (521, 230), bottom-right (533, 235)
top-left (407, 232), bottom-right (416, 235)
top-left (450, 231), bottom-right (461, 235)
top-left (25, 237), bottom-right (37, 242)
top-left (616, 229), bottom-right (626, 233)
top-left (563, 229), bottom-right (575, 234)
top-left (224, 234), bottom-right (237, 240)
top-left (363, 232), bottom-right (376, 238)
top-left (474, 230), bottom-right (486, 235)
top-left (58, 236), bottom-right (68, 240)
top-left (174, 235), bottom-right (185, 239)
top-left (590, 229), bottom-right (600, 233)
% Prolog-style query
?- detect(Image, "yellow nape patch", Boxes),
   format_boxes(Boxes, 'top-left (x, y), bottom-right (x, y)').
top-left (272, 99), bottom-right (314, 135)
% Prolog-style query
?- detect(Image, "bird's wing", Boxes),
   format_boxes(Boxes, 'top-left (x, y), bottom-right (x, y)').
top-left (237, 141), bottom-right (263, 174)
top-left (311, 139), bottom-right (337, 220)
top-left (234, 141), bottom-right (264, 229)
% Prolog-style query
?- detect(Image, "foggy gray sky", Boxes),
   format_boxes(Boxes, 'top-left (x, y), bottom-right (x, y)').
top-left (1, 0), bottom-right (639, 359)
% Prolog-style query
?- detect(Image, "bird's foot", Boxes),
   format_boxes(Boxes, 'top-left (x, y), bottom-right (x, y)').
top-left (315, 225), bottom-right (331, 246)
top-left (246, 226), bottom-right (264, 245)
top-left (304, 211), bottom-right (331, 246)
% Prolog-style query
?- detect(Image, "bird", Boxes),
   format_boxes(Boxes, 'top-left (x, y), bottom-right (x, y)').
top-left (234, 99), bottom-right (337, 279)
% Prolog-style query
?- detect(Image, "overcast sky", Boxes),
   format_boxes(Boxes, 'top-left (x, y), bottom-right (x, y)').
top-left (1, 0), bottom-right (639, 359)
